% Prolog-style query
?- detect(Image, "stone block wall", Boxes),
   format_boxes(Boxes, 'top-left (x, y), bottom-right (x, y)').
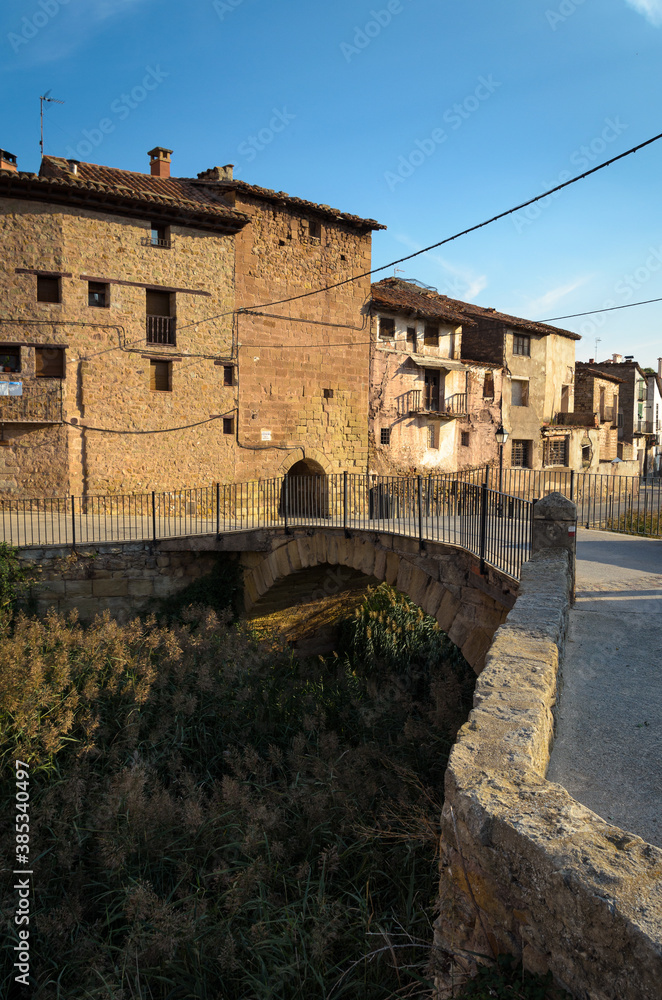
top-left (434, 539), bottom-right (662, 999)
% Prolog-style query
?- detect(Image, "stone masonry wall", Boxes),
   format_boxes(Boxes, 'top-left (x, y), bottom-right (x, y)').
top-left (434, 499), bottom-right (662, 999)
top-left (1, 198), bottom-right (236, 496)
top-left (231, 194), bottom-right (373, 481)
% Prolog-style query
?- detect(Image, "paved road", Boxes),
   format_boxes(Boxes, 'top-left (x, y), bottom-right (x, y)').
top-left (547, 528), bottom-right (662, 848)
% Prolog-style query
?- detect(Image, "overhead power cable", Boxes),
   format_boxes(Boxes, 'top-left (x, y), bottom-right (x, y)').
top-left (541, 295), bottom-right (662, 322)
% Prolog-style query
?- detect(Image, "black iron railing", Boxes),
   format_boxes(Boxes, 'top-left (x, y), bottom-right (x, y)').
top-left (146, 315), bottom-right (176, 345)
top-left (401, 390), bottom-right (468, 417)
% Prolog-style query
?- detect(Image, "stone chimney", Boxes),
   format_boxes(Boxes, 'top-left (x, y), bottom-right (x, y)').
top-left (148, 147), bottom-right (173, 178)
top-left (658, 357), bottom-right (662, 379)
top-left (197, 164), bottom-right (234, 181)
top-left (612, 353), bottom-right (623, 363)
top-left (0, 149), bottom-right (18, 172)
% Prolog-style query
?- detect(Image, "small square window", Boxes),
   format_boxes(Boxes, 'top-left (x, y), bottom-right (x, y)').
top-left (461, 431), bottom-right (470, 447)
top-left (309, 220), bottom-right (322, 240)
top-left (37, 275), bottom-right (61, 303)
top-left (0, 346), bottom-right (20, 374)
top-left (35, 346), bottom-right (65, 378)
top-left (379, 317), bottom-right (395, 340)
top-left (380, 427), bottom-right (391, 445)
top-left (512, 334), bottom-right (530, 356)
top-left (223, 365), bottom-right (234, 386)
top-left (150, 359), bottom-right (171, 392)
top-left (88, 281), bottom-right (109, 308)
top-left (323, 388), bottom-right (334, 399)
top-left (149, 222), bottom-right (171, 248)
top-left (223, 416), bottom-right (235, 435)
top-left (424, 324), bottom-right (439, 347)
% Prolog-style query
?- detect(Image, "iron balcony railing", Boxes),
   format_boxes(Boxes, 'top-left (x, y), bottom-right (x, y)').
top-left (404, 390), bottom-right (468, 417)
top-left (146, 315), bottom-right (176, 345)
top-left (0, 382), bottom-right (63, 423)
top-left (0, 469), bottom-right (533, 581)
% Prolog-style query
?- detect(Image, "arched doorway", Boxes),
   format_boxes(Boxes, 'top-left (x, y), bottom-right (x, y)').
top-left (281, 458), bottom-right (329, 520)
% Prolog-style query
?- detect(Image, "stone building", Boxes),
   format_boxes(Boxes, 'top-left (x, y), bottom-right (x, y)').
top-left (587, 355), bottom-right (654, 474)
top-left (0, 147), bottom-right (383, 497)
top-left (368, 278), bottom-right (504, 475)
top-left (572, 362), bottom-right (622, 470)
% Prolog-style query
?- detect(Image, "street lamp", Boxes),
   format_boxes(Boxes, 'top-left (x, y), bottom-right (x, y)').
top-left (495, 425), bottom-right (509, 495)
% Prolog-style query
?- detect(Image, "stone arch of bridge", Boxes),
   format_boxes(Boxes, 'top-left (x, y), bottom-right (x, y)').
top-left (240, 529), bottom-right (513, 673)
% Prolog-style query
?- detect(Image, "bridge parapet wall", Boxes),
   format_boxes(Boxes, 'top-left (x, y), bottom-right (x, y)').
top-left (435, 495), bottom-right (662, 999)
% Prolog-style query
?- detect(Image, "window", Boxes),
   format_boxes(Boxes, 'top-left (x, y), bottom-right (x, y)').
top-left (323, 388), bottom-right (334, 399)
top-left (302, 220), bottom-right (322, 246)
top-left (461, 431), bottom-right (470, 447)
top-left (88, 281), bottom-right (109, 308)
top-left (427, 424), bottom-right (436, 449)
top-left (511, 379), bottom-right (529, 407)
top-left (223, 416), bottom-right (235, 435)
top-left (37, 275), bottom-right (61, 303)
top-left (0, 346), bottom-right (20, 373)
top-left (150, 359), bottom-right (171, 392)
top-left (146, 289), bottom-right (176, 345)
top-left (545, 437), bottom-right (568, 467)
top-left (223, 365), bottom-right (234, 386)
top-left (512, 334), bottom-right (530, 356)
top-left (424, 324), bottom-right (439, 347)
top-left (511, 439), bottom-right (531, 468)
top-left (35, 347), bottom-right (65, 377)
top-left (378, 317), bottom-right (395, 340)
top-left (582, 444), bottom-right (591, 468)
top-left (482, 373), bottom-right (494, 399)
top-left (561, 384), bottom-right (571, 413)
top-left (406, 326), bottom-right (417, 350)
top-left (449, 330), bottom-right (456, 359)
top-left (146, 222), bottom-right (171, 248)
top-left (380, 427), bottom-right (391, 445)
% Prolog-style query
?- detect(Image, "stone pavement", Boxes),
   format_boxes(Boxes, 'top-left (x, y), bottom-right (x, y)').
top-left (547, 528), bottom-right (662, 848)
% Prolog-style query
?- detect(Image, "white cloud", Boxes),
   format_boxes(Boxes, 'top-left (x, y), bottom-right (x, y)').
top-left (521, 277), bottom-right (591, 317)
top-left (392, 234), bottom-right (487, 301)
top-left (624, 0), bottom-right (662, 26)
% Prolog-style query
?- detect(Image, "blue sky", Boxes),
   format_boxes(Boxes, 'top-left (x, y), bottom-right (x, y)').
top-left (2, 0), bottom-right (662, 367)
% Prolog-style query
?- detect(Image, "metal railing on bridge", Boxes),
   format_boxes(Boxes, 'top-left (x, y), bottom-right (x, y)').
top-left (0, 470), bottom-right (533, 581)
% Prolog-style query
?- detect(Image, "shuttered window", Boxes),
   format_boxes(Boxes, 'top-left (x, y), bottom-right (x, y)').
top-left (35, 347), bottom-right (65, 377)
top-left (150, 360), bottom-right (171, 392)
top-left (37, 276), bottom-right (61, 303)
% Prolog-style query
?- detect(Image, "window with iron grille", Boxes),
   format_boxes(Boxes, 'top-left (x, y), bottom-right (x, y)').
top-left (223, 416), bottom-right (235, 434)
top-left (35, 347), bottom-right (65, 378)
top-left (0, 346), bottom-right (20, 373)
top-left (545, 437), bottom-right (568, 466)
top-left (146, 289), bottom-right (176, 345)
top-left (380, 427), bottom-right (391, 445)
top-left (223, 365), bottom-right (234, 386)
top-left (512, 334), bottom-right (530, 356)
top-left (37, 275), bottom-right (61, 303)
top-left (88, 281), bottom-right (109, 308)
top-left (511, 439), bottom-right (530, 467)
top-left (150, 360), bottom-right (171, 392)
top-left (378, 317), bottom-right (395, 340)
top-left (424, 324), bottom-right (439, 347)
top-left (461, 431), bottom-right (470, 446)
top-left (511, 379), bottom-right (529, 406)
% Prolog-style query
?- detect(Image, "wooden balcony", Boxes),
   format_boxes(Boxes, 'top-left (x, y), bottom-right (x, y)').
top-left (551, 411), bottom-right (598, 428)
top-left (0, 382), bottom-right (63, 423)
top-left (146, 315), bottom-right (176, 345)
top-left (399, 389), bottom-right (467, 418)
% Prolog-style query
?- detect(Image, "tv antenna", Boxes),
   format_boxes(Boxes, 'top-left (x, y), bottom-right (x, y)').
top-left (393, 267), bottom-right (405, 277)
top-left (594, 336), bottom-right (602, 360)
top-left (40, 91), bottom-right (65, 157)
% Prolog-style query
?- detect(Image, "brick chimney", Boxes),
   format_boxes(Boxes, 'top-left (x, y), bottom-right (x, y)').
top-left (0, 149), bottom-right (18, 172)
top-left (148, 147), bottom-right (172, 178)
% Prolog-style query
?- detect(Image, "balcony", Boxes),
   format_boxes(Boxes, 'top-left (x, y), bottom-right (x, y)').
top-left (0, 382), bottom-right (63, 423)
top-left (551, 410), bottom-right (598, 427)
top-left (399, 389), bottom-right (467, 418)
top-left (141, 236), bottom-right (172, 249)
top-left (146, 315), bottom-right (176, 345)
top-left (635, 418), bottom-right (655, 435)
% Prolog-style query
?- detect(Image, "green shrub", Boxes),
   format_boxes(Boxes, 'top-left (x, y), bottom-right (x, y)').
top-left (0, 541), bottom-right (32, 619)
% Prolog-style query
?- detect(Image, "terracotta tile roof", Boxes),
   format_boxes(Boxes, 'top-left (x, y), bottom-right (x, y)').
top-left (200, 176), bottom-right (386, 231)
top-left (371, 278), bottom-right (582, 340)
top-left (575, 363), bottom-right (624, 384)
top-left (371, 278), bottom-right (473, 325)
top-left (0, 157), bottom-right (249, 233)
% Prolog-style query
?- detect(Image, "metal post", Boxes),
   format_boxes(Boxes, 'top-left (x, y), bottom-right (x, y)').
top-left (71, 495), bottom-right (76, 547)
top-left (479, 481), bottom-right (488, 574)
top-left (417, 474), bottom-right (425, 551)
top-left (283, 477), bottom-right (290, 534)
top-left (152, 491), bottom-right (157, 541)
top-left (216, 482), bottom-right (220, 533)
top-left (343, 471), bottom-right (349, 537)
top-left (498, 445), bottom-right (504, 495)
